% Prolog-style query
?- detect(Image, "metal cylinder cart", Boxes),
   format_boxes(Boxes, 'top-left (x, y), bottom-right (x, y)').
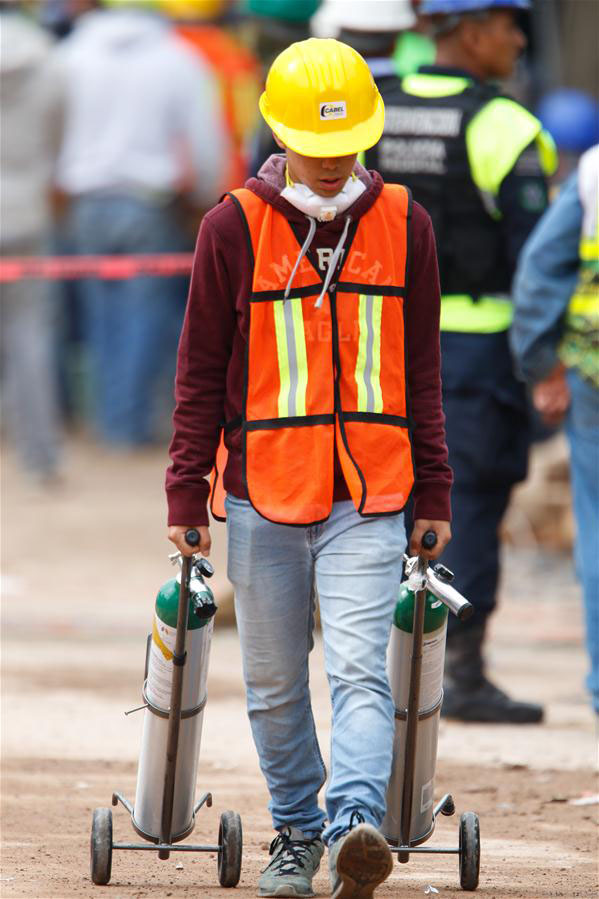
top-left (382, 531), bottom-right (481, 891)
top-left (90, 530), bottom-right (242, 888)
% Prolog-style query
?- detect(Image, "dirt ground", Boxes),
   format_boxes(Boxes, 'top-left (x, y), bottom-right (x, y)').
top-left (1, 436), bottom-right (597, 899)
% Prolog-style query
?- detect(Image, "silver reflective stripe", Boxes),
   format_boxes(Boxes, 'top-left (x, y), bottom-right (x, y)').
top-left (273, 297), bottom-right (308, 418)
top-left (355, 294), bottom-right (383, 413)
top-left (364, 295), bottom-right (376, 412)
top-left (284, 297), bottom-right (299, 417)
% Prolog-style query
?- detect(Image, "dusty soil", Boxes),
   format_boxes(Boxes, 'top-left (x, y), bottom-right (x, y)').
top-left (1, 436), bottom-right (598, 899)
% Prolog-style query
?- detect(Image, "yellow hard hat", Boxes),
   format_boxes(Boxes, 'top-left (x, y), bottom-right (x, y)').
top-left (159, 0), bottom-right (227, 19)
top-left (259, 38), bottom-right (384, 158)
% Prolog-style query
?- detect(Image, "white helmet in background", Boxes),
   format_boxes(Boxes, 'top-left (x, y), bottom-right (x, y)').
top-left (312, 0), bottom-right (416, 37)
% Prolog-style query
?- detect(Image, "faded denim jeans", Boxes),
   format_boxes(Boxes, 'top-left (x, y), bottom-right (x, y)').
top-left (566, 370), bottom-right (599, 714)
top-left (68, 195), bottom-right (188, 445)
top-left (226, 495), bottom-right (406, 845)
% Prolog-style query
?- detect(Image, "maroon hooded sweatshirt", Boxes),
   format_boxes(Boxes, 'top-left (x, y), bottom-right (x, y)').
top-left (166, 155), bottom-right (452, 527)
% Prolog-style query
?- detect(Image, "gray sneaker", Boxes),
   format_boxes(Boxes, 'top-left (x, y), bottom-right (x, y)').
top-left (258, 826), bottom-right (325, 897)
top-left (328, 823), bottom-right (393, 899)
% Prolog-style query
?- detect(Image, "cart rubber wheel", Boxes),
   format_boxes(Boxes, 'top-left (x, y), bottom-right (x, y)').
top-left (90, 807), bottom-right (113, 885)
top-left (218, 810), bottom-right (242, 887)
top-left (459, 811), bottom-right (480, 891)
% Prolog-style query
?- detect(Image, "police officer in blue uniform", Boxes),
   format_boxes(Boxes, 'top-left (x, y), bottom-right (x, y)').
top-left (363, 0), bottom-right (557, 723)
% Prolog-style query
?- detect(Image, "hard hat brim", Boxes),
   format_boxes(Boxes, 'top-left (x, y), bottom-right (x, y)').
top-left (259, 91), bottom-right (385, 158)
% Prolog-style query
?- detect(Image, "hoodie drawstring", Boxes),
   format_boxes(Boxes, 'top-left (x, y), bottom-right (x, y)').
top-left (284, 214), bottom-right (352, 308)
top-left (315, 215), bottom-right (351, 309)
top-left (284, 215), bottom-right (317, 300)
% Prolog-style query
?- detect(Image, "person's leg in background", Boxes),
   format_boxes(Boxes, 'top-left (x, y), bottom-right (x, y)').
top-left (69, 195), bottom-right (187, 446)
top-left (439, 389), bottom-right (543, 723)
top-left (0, 240), bottom-right (62, 481)
top-left (565, 369), bottom-right (599, 715)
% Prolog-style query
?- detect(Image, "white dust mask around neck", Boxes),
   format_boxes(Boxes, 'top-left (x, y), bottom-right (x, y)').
top-left (280, 174), bottom-right (366, 222)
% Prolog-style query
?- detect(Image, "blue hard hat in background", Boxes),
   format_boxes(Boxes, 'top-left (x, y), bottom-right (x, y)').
top-left (419, 0), bottom-right (530, 13)
top-left (537, 89), bottom-right (599, 154)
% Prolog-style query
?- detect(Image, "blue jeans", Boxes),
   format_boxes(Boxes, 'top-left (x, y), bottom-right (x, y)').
top-left (68, 195), bottom-right (188, 445)
top-left (565, 370), bottom-right (599, 713)
top-left (226, 496), bottom-right (406, 845)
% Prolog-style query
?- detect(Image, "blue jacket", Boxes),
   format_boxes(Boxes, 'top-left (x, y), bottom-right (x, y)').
top-left (511, 173), bottom-right (582, 383)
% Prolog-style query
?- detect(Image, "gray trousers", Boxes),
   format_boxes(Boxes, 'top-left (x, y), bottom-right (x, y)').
top-left (0, 239), bottom-right (61, 476)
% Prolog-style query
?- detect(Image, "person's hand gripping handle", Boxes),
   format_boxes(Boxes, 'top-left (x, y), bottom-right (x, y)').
top-left (168, 523), bottom-right (211, 557)
top-left (421, 530), bottom-right (438, 552)
top-left (184, 528), bottom-right (200, 550)
top-left (409, 519), bottom-right (450, 559)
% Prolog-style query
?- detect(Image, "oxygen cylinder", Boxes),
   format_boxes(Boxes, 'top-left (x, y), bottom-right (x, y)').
top-left (132, 567), bottom-right (215, 843)
top-left (382, 581), bottom-right (448, 846)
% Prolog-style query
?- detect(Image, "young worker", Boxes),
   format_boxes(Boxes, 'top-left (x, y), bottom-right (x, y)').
top-left (167, 38), bottom-right (452, 899)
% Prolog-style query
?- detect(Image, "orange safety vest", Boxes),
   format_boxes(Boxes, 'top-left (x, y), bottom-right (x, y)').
top-left (210, 183), bottom-right (415, 526)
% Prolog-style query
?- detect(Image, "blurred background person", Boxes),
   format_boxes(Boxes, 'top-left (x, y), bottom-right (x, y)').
top-left (244, 0), bottom-right (320, 175)
top-left (166, 0), bottom-right (261, 190)
top-left (53, 0), bottom-right (230, 447)
top-left (535, 88), bottom-right (599, 185)
top-left (363, 0), bottom-right (557, 723)
top-left (511, 146), bottom-right (599, 716)
top-left (312, 0), bottom-right (433, 79)
top-left (0, 0), bottom-right (64, 484)
top-left (312, 0), bottom-right (416, 77)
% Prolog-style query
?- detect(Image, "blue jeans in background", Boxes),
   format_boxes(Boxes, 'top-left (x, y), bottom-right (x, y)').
top-left (68, 194), bottom-right (188, 445)
top-left (226, 496), bottom-right (406, 845)
top-left (565, 370), bottom-right (599, 713)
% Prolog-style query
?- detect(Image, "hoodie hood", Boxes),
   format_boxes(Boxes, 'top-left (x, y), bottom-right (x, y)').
top-left (0, 10), bottom-right (53, 77)
top-left (67, 7), bottom-right (168, 53)
top-left (246, 154), bottom-right (385, 306)
top-left (247, 154), bottom-right (384, 232)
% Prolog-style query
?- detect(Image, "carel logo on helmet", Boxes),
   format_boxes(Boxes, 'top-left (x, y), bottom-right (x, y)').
top-left (320, 100), bottom-right (347, 120)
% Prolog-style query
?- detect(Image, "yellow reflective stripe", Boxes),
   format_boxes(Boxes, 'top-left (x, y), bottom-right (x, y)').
top-left (273, 300), bottom-right (290, 417)
top-left (567, 293), bottom-right (599, 318)
top-left (290, 297), bottom-right (308, 417)
top-left (466, 98), bottom-right (546, 197)
top-left (273, 298), bottom-right (309, 418)
top-left (536, 128), bottom-right (558, 178)
top-left (371, 296), bottom-right (383, 413)
top-left (402, 73), bottom-right (470, 97)
top-left (355, 294), bottom-right (384, 411)
top-left (580, 237), bottom-right (599, 261)
top-left (355, 295), bottom-right (369, 412)
top-left (440, 295), bottom-right (513, 333)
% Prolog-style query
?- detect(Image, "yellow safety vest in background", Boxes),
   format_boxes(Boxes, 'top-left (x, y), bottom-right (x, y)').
top-left (559, 145), bottom-right (599, 387)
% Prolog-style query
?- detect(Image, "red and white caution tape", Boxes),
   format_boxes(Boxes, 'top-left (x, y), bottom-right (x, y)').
top-left (0, 253), bottom-right (194, 282)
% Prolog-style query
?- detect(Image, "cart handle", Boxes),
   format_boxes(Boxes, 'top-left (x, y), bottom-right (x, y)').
top-left (421, 530), bottom-right (437, 551)
top-left (185, 529), bottom-right (200, 548)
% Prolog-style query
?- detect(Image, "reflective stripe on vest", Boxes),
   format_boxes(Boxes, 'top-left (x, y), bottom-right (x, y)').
top-left (213, 184), bottom-right (414, 526)
top-left (559, 146), bottom-right (599, 387)
top-left (440, 294), bottom-right (513, 333)
top-left (273, 297), bottom-right (308, 417)
top-left (466, 98), bottom-right (557, 208)
top-left (400, 75), bottom-right (557, 219)
top-left (356, 294), bottom-right (384, 413)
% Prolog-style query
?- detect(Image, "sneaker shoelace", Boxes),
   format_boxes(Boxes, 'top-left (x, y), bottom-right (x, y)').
top-left (265, 829), bottom-right (319, 877)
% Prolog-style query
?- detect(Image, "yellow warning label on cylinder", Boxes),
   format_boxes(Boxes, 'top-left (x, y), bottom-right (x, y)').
top-left (152, 617), bottom-right (173, 661)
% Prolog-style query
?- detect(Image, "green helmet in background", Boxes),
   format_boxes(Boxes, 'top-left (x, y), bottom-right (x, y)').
top-left (245, 0), bottom-right (321, 23)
